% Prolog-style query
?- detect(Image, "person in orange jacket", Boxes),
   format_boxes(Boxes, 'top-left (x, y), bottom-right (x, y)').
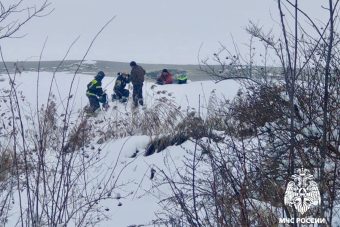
top-left (156, 69), bottom-right (173, 85)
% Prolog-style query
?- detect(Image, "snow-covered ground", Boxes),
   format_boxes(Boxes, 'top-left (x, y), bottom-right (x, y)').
top-left (1, 71), bottom-right (239, 115)
top-left (0, 71), bottom-right (240, 226)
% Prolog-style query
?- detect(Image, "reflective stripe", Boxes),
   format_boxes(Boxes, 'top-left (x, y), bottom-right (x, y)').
top-left (177, 75), bottom-right (187, 80)
top-left (88, 80), bottom-right (98, 89)
top-left (86, 91), bottom-right (97, 96)
top-left (87, 79), bottom-right (100, 96)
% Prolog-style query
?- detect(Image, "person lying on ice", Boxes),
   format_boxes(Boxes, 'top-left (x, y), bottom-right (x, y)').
top-left (156, 69), bottom-right (173, 85)
top-left (176, 74), bottom-right (188, 84)
top-left (86, 71), bottom-right (109, 113)
top-left (112, 72), bottom-right (130, 102)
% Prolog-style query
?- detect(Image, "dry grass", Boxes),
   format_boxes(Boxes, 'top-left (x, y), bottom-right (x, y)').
top-left (63, 118), bottom-right (93, 153)
top-left (0, 151), bottom-right (12, 182)
top-left (145, 112), bottom-right (224, 156)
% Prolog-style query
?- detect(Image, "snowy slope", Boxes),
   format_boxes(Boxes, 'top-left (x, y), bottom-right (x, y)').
top-left (0, 71), bottom-right (240, 226)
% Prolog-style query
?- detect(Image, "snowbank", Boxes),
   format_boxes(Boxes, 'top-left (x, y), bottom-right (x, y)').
top-left (0, 71), bottom-right (240, 226)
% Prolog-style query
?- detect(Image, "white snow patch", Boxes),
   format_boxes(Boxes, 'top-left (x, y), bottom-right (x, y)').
top-left (0, 71), bottom-right (241, 226)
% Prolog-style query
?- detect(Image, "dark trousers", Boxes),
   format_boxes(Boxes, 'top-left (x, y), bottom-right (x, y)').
top-left (132, 83), bottom-right (143, 106)
top-left (88, 95), bottom-right (100, 112)
top-left (156, 78), bottom-right (164, 85)
top-left (177, 79), bottom-right (187, 84)
top-left (114, 88), bottom-right (129, 99)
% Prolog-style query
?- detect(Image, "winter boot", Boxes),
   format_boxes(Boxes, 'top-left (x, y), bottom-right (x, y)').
top-left (86, 108), bottom-right (101, 117)
top-left (112, 94), bottom-right (118, 101)
top-left (119, 97), bottom-right (128, 103)
top-left (102, 102), bottom-right (110, 111)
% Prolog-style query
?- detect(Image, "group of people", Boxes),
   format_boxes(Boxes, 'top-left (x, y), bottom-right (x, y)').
top-left (86, 61), bottom-right (145, 113)
top-left (86, 61), bottom-right (187, 113)
top-left (156, 69), bottom-right (188, 85)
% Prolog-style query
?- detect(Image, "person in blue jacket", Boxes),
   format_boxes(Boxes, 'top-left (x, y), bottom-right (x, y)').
top-left (86, 71), bottom-right (108, 112)
top-left (112, 72), bottom-right (130, 102)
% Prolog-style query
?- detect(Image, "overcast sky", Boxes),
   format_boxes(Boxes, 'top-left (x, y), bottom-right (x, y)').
top-left (1, 0), bottom-right (327, 64)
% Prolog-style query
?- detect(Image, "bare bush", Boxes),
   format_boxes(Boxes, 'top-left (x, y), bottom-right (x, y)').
top-left (0, 0), bottom-right (52, 40)
top-left (0, 13), bottom-right (127, 226)
top-left (158, 0), bottom-right (340, 226)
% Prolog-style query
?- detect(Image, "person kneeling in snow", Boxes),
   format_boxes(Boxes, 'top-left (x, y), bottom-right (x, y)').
top-left (112, 72), bottom-right (130, 102)
top-left (156, 69), bottom-right (173, 85)
top-left (86, 71), bottom-right (109, 113)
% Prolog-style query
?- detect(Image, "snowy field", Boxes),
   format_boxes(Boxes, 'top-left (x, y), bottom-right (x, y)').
top-left (0, 71), bottom-right (240, 226)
